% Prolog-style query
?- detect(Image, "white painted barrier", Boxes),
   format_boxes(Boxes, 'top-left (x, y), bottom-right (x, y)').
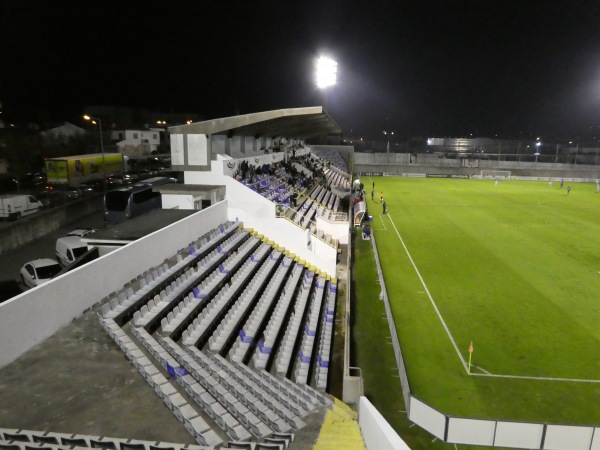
top-left (359, 396), bottom-right (410, 450)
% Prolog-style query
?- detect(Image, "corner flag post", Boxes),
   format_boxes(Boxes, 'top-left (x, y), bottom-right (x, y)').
top-left (468, 341), bottom-right (474, 374)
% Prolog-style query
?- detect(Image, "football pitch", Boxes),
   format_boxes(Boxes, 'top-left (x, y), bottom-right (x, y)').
top-left (355, 177), bottom-right (600, 429)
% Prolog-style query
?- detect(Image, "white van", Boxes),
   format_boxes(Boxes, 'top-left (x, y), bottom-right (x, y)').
top-left (55, 236), bottom-right (88, 266)
top-left (55, 229), bottom-right (97, 266)
top-left (0, 194), bottom-right (42, 220)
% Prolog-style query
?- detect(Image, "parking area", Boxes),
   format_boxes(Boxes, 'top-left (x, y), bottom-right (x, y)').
top-left (0, 210), bottom-right (104, 301)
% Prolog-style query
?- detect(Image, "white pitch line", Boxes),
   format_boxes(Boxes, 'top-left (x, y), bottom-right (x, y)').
top-left (387, 213), bottom-right (468, 371)
top-left (471, 372), bottom-right (600, 383)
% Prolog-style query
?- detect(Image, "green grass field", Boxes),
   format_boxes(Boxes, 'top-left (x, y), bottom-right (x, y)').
top-left (351, 177), bottom-right (600, 445)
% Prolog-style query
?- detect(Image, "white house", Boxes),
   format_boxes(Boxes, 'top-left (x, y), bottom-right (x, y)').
top-left (111, 129), bottom-right (160, 157)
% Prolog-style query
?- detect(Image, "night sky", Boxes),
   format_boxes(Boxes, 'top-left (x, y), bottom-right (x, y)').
top-left (3, 0), bottom-right (600, 139)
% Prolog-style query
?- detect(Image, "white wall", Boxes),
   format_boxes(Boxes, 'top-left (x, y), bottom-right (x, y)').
top-left (0, 202), bottom-right (228, 369)
top-left (316, 216), bottom-right (349, 245)
top-left (359, 396), bottom-right (410, 450)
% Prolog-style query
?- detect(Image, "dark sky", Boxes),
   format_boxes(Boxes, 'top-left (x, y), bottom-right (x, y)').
top-left (3, 0), bottom-right (600, 139)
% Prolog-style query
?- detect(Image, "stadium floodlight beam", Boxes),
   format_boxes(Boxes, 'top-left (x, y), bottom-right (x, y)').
top-left (315, 56), bottom-right (338, 89)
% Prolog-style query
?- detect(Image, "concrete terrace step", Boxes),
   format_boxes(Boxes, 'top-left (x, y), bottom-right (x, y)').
top-left (312, 398), bottom-right (364, 450)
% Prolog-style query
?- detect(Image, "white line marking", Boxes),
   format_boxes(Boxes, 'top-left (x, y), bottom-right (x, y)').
top-left (387, 212), bottom-right (468, 370)
top-left (472, 365), bottom-right (492, 375)
top-left (471, 372), bottom-right (600, 383)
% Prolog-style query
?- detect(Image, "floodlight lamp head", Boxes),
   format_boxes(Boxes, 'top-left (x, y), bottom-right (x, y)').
top-left (316, 56), bottom-right (337, 89)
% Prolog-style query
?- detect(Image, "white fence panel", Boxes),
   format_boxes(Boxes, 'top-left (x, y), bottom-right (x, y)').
top-left (592, 428), bottom-right (600, 450)
top-left (494, 421), bottom-right (544, 448)
top-left (447, 417), bottom-right (495, 446)
top-left (543, 424), bottom-right (594, 450)
top-left (408, 397), bottom-right (446, 440)
top-left (359, 397), bottom-right (410, 450)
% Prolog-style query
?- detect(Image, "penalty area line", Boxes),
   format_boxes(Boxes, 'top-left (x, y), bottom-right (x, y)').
top-left (387, 212), bottom-right (469, 372)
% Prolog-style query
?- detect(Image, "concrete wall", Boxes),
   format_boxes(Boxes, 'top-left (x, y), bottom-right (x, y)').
top-left (354, 152), bottom-right (600, 179)
top-left (0, 201), bottom-right (228, 369)
top-left (0, 196), bottom-right (104, 254)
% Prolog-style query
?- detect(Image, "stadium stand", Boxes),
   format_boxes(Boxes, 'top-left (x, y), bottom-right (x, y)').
top-left (94, 219), bottom-right (336, 448)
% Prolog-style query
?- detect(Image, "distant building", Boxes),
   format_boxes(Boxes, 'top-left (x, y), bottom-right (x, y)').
top-left (111, 129), bottom-right (160, 157)
top-left (40, 122), bottom-right (88, 139)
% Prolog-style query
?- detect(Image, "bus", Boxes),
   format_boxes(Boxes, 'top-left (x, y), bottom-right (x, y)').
top-left (104, 177), bottom-right (175, 225)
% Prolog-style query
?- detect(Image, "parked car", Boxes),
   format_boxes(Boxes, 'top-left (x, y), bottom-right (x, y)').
top-left (66, 228), bottom-right (97, 238)
top-left (65, 186), bottom-right (81, 200)
top-left (79, 184), bottom-right (95, 195)
top-left (19, 172), bottom-right (46, 187)
top-left (121, 172), bottom-right (139, 184)
top-left (20, 258), bottom-right (62, 288)
top-left (37, 190), bottom-right (66, 208)
top-left (55, 228), bottom-right (97, 266)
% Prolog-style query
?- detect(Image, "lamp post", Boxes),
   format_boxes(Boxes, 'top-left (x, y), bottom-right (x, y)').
top-left (83, 115), bottom-right (106, 192)
top-left (383, 131), bottom-right (394, 153)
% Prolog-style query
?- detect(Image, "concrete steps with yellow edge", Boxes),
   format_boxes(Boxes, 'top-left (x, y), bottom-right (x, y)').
top-left (313, 397), bottom-right (366, 450)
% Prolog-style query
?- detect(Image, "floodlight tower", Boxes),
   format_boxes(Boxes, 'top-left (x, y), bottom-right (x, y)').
top-left (315, 56), bottom-right (337, 112)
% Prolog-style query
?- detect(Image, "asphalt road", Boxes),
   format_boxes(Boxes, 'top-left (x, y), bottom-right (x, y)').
top-left (0, 210), bottom-right (105, 301)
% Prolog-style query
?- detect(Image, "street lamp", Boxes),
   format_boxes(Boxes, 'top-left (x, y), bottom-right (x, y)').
top-left (83, 114), bottom-right (106, 192)
top-left (535, 141), bottom-right (541, 163)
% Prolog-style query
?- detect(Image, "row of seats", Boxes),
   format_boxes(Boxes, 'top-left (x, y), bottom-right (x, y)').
top-left (323, 167), bottom-right (351, 190)
top-left (137, 228), bottom-right (250, 330)
top-left (185, 348), bottom-right (310, 429)
top-left (315, 282), bottom-right (337, 389)
top-left (0, 430), bottom-right (211, 450)
top-left (274, 271), bottom-right (314, 376)
top-left (159, 233), bottom-right (257, 334)
top-left (156, 337), bottom-right (266, 441)
top-left (206, 245), bottom-right (277, 353)
top-left (183, 243), bottom-right (273, 347)
top-left (100, 319), bottom-right (222, 448)
top-left (224, 354), bottom-right (330, 410)
top-left (293, 185), bottom-right (342, 230)
top-left (311, 150), bottom-right (350, 174)
top-left (128, 325), bottom-right (245, 445)
top-left (295, 276), bottom-right (327, 385)
top-left (253, 263), bottom-right (304, 370)
top-left (101, 221), bottom-right (242, 321)
top-left (228, 255), bottom-right (292, 363)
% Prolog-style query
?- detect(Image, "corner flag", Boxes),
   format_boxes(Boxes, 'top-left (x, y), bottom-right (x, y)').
top-left (468, 341), bottom-right (473, 374)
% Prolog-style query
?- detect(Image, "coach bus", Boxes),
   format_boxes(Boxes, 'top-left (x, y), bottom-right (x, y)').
top-left (104, 177), bottom-right (175, 225)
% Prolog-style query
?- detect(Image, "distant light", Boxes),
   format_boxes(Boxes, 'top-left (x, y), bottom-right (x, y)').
top-left (315, 56), bottom-right (337, 89)
top-left (83, 115), bottom-right (91, 121)
top-left (536, 142), bottom-right (541, 147)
